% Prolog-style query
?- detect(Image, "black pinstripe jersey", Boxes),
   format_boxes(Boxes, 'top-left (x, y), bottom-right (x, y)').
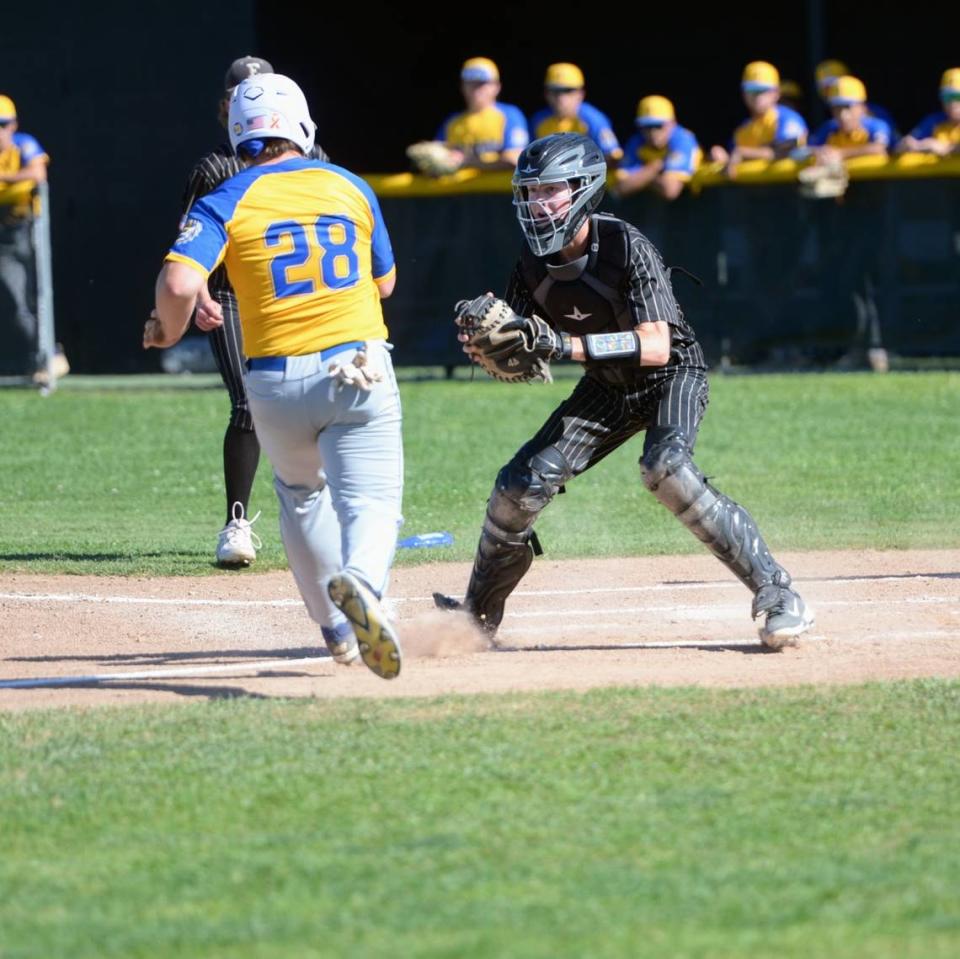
top-left (180, 141), bottom-right (331, 294)
top-left (506, 213), bottom-right (706, 385)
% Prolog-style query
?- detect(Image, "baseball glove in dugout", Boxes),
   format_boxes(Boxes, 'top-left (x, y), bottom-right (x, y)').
top-left (454, 293), bottom-right (570, 384)
top-left (406, 140), bottom-right (462, 177)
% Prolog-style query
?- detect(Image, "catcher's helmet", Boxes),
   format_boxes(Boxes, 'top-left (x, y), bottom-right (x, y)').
top-left (228, 73), bottom-right (316, 156)
top-left (512, 133), bottom-right (607, 257)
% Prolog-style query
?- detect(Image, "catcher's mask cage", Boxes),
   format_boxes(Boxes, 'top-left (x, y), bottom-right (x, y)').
top-left (228, 73), bottom-right (316, 156)
top-left (512, 133), bottom-right (607, 257)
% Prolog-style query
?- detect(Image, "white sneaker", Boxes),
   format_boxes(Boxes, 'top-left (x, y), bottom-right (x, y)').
top-left (216, 502), bottom-right (262, 567)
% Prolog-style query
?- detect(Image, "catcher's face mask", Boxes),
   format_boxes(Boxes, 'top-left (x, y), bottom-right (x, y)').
top-left (512, 133), bottom-right (607, 257)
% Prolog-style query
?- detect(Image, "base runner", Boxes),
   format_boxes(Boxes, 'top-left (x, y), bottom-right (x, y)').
top-left (145, 74), bottom-right (403, 679)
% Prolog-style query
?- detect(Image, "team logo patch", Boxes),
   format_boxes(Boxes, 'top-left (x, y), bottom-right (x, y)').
top-left (232, 122), bottom-right (243, 136)
top-left (176, 218), bottom-right (203, 245)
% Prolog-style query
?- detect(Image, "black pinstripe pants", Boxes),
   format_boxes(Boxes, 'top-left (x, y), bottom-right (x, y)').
top-left (513, 367), bottom-right (709, 479)
top-left (208, 288), bottom-right (254, 432)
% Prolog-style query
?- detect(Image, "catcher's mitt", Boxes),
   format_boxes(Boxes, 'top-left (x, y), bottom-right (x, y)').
top-left (455, 294), bottom-right (563, 384)
top-left (406, 140), bottom-right (461, 177)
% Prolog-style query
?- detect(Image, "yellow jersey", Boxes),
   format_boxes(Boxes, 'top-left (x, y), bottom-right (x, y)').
top-left (166, 158), bottom-right (395, 358)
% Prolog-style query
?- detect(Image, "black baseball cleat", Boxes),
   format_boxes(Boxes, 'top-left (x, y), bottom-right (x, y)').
top-left (753, 583), bottom-right (815, 650)
top-left (433, 592), bottom-right (501, 646)
top-left (328, 573), bottom-right (402, 679)
top-left (432, 592), bottom-right (464, 613)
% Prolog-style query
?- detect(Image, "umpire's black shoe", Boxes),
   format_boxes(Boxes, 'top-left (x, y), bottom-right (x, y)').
top-left (753, 583), bottom-right (815, 650)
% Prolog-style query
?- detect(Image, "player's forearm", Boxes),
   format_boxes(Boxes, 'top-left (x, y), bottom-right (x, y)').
top-left (733, 145), bottom-right (776, 162)
top-left (565, 322), bottom-right (671, 367)
top-left (837, 143), bottom-right (888, 160)
top-left (153, 264), bottom-right (202, 347)
top-left (614, 163), bottom-right (662, 195)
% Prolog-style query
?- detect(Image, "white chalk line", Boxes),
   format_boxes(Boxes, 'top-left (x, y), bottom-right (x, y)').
top-left (0, 570), bottom-right (956, 609)
top-left (2, 576), bottom-right (957, 692)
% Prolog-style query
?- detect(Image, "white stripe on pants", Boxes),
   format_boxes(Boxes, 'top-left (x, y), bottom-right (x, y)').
top-left (244, 340), bottom-right (403, 632)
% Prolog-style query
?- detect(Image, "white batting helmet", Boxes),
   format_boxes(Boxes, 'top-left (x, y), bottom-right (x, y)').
top-left (228, 73), bottom-right (316, 155)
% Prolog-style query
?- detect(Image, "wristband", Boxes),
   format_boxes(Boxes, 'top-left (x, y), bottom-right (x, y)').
top-left (559, 332), bottom-right (573, 360)
top-left (582, 330), bottom-right (642, 363)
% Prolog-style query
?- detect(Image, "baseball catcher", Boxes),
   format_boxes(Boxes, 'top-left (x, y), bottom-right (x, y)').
top-left (435, 132), bottom-right (814, 651)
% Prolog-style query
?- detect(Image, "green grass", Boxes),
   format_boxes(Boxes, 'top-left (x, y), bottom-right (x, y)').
top-left (1, 371), bottom-right (958, 574)
top-left (1, 681), bottom-right (958, 958)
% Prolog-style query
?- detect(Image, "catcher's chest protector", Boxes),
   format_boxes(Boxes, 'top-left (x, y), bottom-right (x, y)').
top-left (520, 214), bottom-right (634, 336)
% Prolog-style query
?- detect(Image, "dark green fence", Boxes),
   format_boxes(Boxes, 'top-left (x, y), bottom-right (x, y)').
top-left (380, 176), bottom-right (960, 369)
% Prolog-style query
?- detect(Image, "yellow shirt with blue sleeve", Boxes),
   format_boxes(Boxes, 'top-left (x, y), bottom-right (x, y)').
top-left (810, 115), bottom-right (891, 149)
top-left (621, 126), bottom-right (702, 179)
top-left (0, 132), bottom-right (48, 217)
top-left (907, 111), bottom-right (960, 147)
top-left (436, 103), bottom-right (529, 161)
top-left (165, 158), bottom-right (395, 359)
top-left (733, 105), bottom-right (808, 149)
top-left (530, 102), bottom-right (623, 160)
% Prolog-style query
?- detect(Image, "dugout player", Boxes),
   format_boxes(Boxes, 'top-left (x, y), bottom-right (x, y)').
top-left (710, 61), bottom-right (808, 175)
top-left (434, 133), bottom-right (814, 650)
top-left (145, 74), bottom-right (403, 679)
top-left (434, 58), bottom-right (530, 171)
top-left (179, 56), bottom-right (330, 568)
top-left (529, 63), bottom-right (622, 163)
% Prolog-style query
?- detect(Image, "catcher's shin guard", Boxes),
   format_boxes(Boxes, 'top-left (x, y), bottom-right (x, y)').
top-left (461, 517), bottom-right (537, 634)
top-left (641, 428), bottom-right (790, 593)
top-left (451, 450), bottom-right (565, 633)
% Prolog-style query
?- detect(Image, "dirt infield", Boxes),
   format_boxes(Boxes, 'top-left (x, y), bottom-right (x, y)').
top-left (2, 548), bottom-right (958, 711)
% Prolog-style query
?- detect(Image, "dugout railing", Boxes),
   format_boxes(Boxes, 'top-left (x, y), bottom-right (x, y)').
top-left (367, 155), bottom-right (960, 370)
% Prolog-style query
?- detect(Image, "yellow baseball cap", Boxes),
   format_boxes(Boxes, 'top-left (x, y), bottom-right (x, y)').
top-left (0, 95), bottom-right (17, 122)
top-left (544, 62), bottom-right (584, 90)
top-left (742, 61), bottom-right (780, 92)
top-left (461, 57), bottom-right (499, 83)
top-left (826, 77), bottom-right (867, 107)
top-left (635, 95), bottom-right (676, 127)
top-left (816, 59), bottom-right (850, 89)
top-left (827, 75), bottom-right (867, 106)
top-left (940, 68), bottom-right (960, 95)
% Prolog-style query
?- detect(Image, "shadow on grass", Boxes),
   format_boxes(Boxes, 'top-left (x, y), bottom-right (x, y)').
top-left (0, 551), bottom-right (205, 562)
top-left (9, 681), bottom-right (275, 700)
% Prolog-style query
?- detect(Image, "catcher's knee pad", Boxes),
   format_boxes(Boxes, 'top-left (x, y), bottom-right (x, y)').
top-left (489, 447), bottom-right (571, 532)
top-left (641, 427), bottom-right (788, 593)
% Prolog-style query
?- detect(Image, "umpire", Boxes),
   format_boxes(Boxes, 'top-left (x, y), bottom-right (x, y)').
top-left (181, 56), bottom-right (330, 566)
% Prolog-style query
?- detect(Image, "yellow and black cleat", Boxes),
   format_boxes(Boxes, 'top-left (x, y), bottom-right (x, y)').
top-left (327, 573), bottom-right (402, 680)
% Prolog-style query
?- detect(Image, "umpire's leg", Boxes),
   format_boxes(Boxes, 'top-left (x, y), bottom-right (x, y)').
top-left (208, 289), bottom-right (261, 525)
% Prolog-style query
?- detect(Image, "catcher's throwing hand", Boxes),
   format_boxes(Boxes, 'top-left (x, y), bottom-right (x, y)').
top-left (454, 293), bottom-right (569, 384)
